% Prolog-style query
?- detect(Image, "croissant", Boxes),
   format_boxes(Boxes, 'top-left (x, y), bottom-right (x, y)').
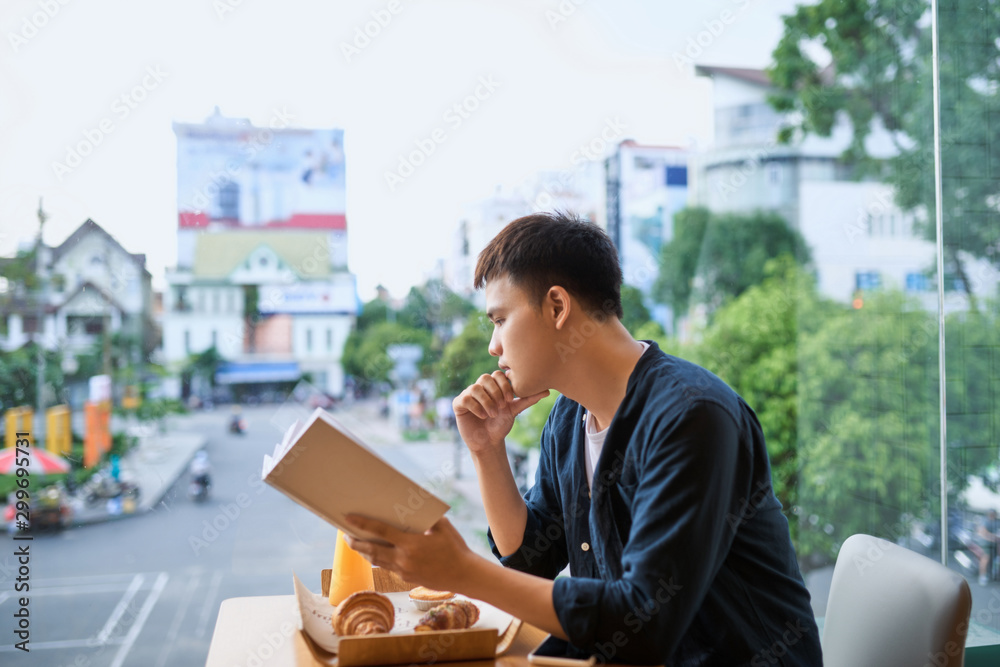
top-left (333, 591), bottom-right (395, 636)
top-left (414, 599), bottom-right (480, 631)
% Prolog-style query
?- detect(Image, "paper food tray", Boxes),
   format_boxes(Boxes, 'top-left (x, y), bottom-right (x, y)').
top-left (291, 573), bottom-right (522, 666)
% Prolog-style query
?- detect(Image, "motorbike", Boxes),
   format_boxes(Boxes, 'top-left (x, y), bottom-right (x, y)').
top-left (189, 473), bottom-right (211, 502)
top-left (229, 415), bottom-right (247, 434)
top-left (82, 469), bottom-right (141, 507)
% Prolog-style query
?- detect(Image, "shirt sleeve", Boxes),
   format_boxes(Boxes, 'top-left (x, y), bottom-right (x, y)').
top-left (488, 410), bottom-right (570, 579)
top-left (552, 400), bottom-right (750, 663)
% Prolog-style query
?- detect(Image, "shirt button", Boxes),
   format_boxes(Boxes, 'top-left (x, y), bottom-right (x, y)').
top-left (581, 542), bottom-right (590, 552)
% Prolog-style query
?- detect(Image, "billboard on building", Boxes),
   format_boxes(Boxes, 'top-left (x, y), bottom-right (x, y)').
top-left (257, 280), bottom-right (357, 315)
top-left (175, 112), bottom-right (346, 231)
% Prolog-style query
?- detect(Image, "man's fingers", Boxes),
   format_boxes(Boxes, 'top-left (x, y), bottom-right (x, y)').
top-left (477, 376), bottom-right (508, 416)
top-left (344, 535), bottom-right (392, 568)
top-left (454, 388), bottom-right (491, 420)
top-left (346, 514), bottom-right (405, 545)
top-left (511, 389), bottom-right (550, 416)
top-left (490, 371), bottom-right (515, 403)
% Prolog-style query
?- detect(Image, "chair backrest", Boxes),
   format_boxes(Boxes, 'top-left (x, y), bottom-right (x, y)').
top-left (823, 534), bottom-right (972, 667)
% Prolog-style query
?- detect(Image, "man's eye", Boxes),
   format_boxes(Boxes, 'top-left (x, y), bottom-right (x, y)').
top-left (494, 319), bottom-right (504, 326)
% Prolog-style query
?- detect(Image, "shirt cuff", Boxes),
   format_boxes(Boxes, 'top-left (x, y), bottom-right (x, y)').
top-left (553, 576), bottom-right (602, 648)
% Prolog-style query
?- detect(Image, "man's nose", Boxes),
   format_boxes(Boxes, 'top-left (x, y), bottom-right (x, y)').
top-left (488, 327), bottom-right (501, 357)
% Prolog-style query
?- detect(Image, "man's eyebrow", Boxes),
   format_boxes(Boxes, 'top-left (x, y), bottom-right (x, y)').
top-left (486, 307), bottom-right (504, 321)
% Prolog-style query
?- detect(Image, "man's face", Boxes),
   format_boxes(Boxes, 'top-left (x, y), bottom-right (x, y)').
top-left (484, 275), bottom-right (555, 397)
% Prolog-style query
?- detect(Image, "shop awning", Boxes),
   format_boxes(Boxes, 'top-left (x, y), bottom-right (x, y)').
top-left (214, 361), bottom-right (301, 385)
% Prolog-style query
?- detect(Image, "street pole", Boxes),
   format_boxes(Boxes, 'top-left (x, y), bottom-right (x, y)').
top-left (35, 198), bottom-right (48, 442)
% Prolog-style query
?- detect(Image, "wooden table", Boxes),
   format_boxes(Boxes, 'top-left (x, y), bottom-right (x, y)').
top-left (205, 594), bottom-right (548, 667)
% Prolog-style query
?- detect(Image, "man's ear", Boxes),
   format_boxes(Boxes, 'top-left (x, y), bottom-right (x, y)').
top-left (545, 286), bottom-right (572, 330)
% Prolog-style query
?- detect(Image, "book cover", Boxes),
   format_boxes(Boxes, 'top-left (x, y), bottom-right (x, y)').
top-left (262, 408), bottom-right (450, 542)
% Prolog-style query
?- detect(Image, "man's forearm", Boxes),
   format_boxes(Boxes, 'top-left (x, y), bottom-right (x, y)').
top-left (457, 552), bottom-right (566, 640)
top-left (471, 446), bottom-right (528, 556)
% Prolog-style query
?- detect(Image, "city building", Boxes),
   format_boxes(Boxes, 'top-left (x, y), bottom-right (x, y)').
top-left (694, 65), bottom-right (998, 310)
top-left (0, 217), bottom-right (155, 405)
top-left (160, 110), bottom-right (357, 401)
top-left (604, 140), bottom-right (690, 327)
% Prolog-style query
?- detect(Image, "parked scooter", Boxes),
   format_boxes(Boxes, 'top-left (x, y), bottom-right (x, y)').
top-left (188, 451), bottom-right (212, 502)
top-left (82, 469), bottom-right (140, 507)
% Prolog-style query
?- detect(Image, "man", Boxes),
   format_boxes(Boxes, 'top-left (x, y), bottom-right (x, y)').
top-left (346, 213), bottom-right (823, 665)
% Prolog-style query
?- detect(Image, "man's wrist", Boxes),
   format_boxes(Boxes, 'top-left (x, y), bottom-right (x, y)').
top-left (469, 442), bottom-right (509, 468)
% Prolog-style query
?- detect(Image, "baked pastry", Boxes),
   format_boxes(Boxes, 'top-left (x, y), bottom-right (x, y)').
top-left (414, 599), bottom-right (480, 631)
top-left (409, 586), bottom-right (455, 610)
top-left (409, 586), bottom-right (454, 602)
top-left (332, 591), bottom-right (395, 636)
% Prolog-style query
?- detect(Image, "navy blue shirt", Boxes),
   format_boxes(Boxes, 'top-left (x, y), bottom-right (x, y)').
top-left (488, 343), bottom-right (823, 666)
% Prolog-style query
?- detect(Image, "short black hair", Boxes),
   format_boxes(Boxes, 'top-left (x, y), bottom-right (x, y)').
top-left (474, 211), bottom-right (624, 319)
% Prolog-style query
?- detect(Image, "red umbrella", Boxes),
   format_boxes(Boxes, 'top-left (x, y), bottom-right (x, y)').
top-left (0, 447), bottom-right (71, 475)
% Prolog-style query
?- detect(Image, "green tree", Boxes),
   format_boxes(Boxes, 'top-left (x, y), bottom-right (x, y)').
top-left (796, 290), bottom-right (938, 561)
top-left (0, 344), bottom-right (64, 412)
top-left (357, 298), bottom-right (391, 330)
top-left (768, 0), bottom-right (1000, 299)
top-left (620, 285), bottom-right (656, 336)
top-left (436, 314), bottom-right (497, 397)
top-left (397, 279), bottom-right (475, 339)
top-left (943, 308), bottom-right (1000, 492)
top-left (652, 207), bottom-right (710, 322)
top-left (654, 208), bottom-right (811, 320)
top-left (343, 321), bottom-right (431, 391)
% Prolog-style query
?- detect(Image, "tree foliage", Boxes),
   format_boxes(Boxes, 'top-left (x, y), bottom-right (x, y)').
top-left (653, 207), bottom-right (811, 319)
top-left (0, 344), bottom-right (64, 412)
top-left (619, 285), bottom-right (654, 336)
top-left (436, 314), bottom-right (498, 398)
top-left (795, 290), bottom-right (940, 560)
top-left (767, 0), bottom-right (1000, 281)
top-left (343, 321), bottom-right (431, 391)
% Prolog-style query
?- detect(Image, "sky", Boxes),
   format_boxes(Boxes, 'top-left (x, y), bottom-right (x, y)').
top-left (0, 0), bottom-right (803, 299)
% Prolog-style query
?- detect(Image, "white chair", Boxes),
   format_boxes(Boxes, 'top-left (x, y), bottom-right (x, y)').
top-left (823, 533), bottom-right (972, 667)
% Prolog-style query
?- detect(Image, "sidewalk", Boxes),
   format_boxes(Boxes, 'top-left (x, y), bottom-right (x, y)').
top-left (66, 419), bottom-right (206, 525)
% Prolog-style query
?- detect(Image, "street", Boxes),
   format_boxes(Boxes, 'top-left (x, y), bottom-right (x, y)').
top-left (0, 402), bottom-right (486, 667)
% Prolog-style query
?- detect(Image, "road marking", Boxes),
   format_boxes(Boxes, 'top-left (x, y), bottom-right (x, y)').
top-left (109, 571), bottom-right (169, 667)
top-left (96, 573), bottom-right (145, 645)
top-left (195, 570), bottom-right (224, 638)
top-left (29, 583), bottom-right (144, 596)
top-left (154, 573), bottom-right (201, 667)
top-left (31, 572), bottom-right (139, 587)
top-left (0, 637), bottom-right (125, 651)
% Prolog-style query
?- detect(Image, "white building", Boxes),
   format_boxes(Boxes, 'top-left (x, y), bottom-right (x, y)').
top-left (605, 140), bottom-right (690, 328)
top-left (0, 218), bottom-right (155, 408)
top-left (0, 218), bottom-right (154, 362)
top-left (161, 111), bottom-right (357, 400)
top-left (694, 65), bottom-right (998, 309)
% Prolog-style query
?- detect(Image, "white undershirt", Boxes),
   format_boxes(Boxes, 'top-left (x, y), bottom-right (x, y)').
top-left (584, 341), bottom-right (650, 491)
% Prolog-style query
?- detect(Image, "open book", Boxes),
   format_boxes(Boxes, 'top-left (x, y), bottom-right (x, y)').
top-left (262, 408), bottom-right (450, 542)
